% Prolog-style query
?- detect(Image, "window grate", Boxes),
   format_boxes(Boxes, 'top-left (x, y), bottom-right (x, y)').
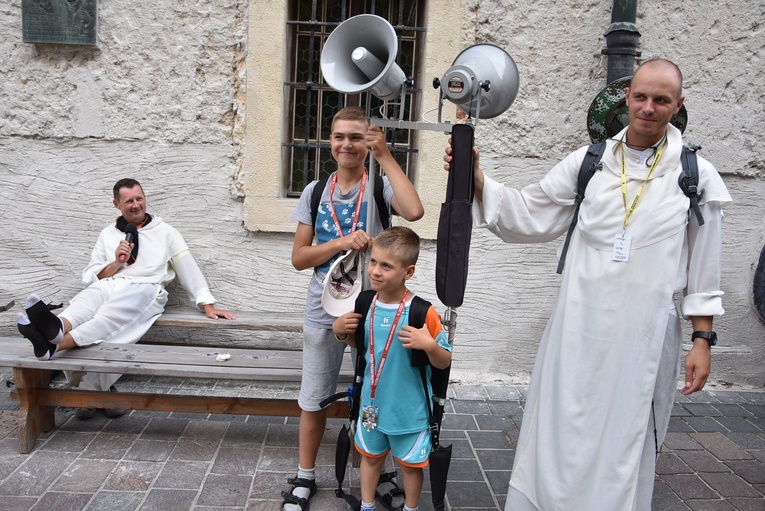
top-left (284, 0), bottom-right (425, 197)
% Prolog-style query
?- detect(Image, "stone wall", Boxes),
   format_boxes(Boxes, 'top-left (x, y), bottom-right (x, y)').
top-left (0, 0), bottom-right (762, 388)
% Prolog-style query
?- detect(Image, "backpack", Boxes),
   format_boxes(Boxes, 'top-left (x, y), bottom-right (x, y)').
top-left (310, 173), bottom-right (391, 232)
top-left (556, 142), bottom-right (705, 274)
top-left (320, 289), bottom-right (451, 510)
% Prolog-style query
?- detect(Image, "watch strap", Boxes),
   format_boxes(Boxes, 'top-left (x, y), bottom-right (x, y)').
top-left (691, 330), bottom-right (717, 346)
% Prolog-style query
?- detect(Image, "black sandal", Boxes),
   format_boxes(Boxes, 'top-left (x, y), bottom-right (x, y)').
top-left (281, 476), bottom-right (317, 511)
top-left (376, 470), bottom-right (406, 511)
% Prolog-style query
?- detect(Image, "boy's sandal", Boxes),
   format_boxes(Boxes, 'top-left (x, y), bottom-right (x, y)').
top-left (281, 476), bottom-right (317, 511)
top-left (376, 470), bottom-right (406, 511)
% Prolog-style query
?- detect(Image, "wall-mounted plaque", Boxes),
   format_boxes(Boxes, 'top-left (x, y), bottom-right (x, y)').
top-left (22, 0), bottom-right (98, 46)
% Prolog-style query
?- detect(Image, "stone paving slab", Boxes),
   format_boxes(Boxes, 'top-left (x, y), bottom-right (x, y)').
top-left (0, 368), bottom-right (762, 510)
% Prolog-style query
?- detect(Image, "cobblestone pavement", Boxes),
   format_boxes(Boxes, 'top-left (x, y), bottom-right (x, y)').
top-left (0, 369), bottom-right (762, 511)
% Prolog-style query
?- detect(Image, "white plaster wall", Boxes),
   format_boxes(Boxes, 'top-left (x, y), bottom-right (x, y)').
top-left (0, 0), bottom-right (763, 389)
top-left (455, 0), bottom-right (765, 387)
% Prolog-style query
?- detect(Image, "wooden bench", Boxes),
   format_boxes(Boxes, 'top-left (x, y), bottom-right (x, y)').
top-left (1, 308), bottom-right (354, 453)
top-left (153, 307), bottom-right (305, 333)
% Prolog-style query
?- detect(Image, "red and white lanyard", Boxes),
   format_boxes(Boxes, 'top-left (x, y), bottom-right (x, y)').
top-left (368, 290), bottom-right (408, 401)
top-left (328, 171), bottom-right (367, 236)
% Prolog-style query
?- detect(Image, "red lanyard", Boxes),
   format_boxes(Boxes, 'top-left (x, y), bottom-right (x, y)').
top-left (328, 171), bottom-right (367, 236)
top-left (368, 291), bottom-right (408, 400)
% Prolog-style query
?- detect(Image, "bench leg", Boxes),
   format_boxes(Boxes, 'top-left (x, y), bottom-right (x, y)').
top-left (13, 367), bottom-right (55, 454)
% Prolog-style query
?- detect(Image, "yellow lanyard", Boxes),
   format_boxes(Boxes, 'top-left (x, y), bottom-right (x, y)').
top-left (620, 141), bottom-right (666, 232)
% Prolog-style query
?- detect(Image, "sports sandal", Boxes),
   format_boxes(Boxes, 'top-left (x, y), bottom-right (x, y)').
top-left (376, 470), bottom-right (406, 511)
top-left (281, 476), bottom-right (317, 511)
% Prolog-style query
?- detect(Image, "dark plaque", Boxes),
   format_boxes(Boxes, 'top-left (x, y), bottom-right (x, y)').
top-left (22, 0), bottom-right (98, 46)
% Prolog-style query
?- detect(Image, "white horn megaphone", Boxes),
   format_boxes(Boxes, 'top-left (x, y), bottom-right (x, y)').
top-left (320, 14), bottom-right (407, 101)
top-left (438, 43), bottom-right (520, 119)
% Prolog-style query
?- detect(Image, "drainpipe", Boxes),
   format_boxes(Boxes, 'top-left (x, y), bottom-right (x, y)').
top-left (602, 0), bottom-right (641, 83)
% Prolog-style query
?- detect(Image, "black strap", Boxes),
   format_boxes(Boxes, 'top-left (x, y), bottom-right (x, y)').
top-left (408, 296), bottom-right (431, 368)
top-left (310, 173), bottom-right (391, 232)
top-left (310, 177), bottom-right (329, 231)
top-left (679, 145), bottom-right (705, 226)
top-left (408, 296), bottom-right (445, 450)
top-left (556, 143), bottom-right (606, 274)
top-left (310, 173), bottom-right (391, 273)
top-left (419, 364), bottom-right (439, 450)
top-left (328, 291), bottom-right (436, 507)
top-left (557, 142), bottom-right (706, 275)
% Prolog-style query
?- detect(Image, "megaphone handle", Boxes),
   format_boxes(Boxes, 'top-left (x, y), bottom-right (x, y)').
top-left (448, 124), bottom-right (475, 203)
top-left (361, 152), bottom-right (378, 290)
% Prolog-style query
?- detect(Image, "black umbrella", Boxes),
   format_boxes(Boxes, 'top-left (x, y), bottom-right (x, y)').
top-left (428, 362), bottom-right (453, 511)
top-left (333, 423), bottom-right (361, 510)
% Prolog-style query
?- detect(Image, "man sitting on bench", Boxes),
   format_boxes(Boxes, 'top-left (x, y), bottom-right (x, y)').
top-left (16, 178), bottom-right (235, 419)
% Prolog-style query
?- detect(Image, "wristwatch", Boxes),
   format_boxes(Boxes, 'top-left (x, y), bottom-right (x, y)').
top-left (692, 331), bottom-right (717, 346)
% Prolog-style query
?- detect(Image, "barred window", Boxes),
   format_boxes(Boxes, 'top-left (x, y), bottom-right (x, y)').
top-left (284, 0), bottom-right (425, 197)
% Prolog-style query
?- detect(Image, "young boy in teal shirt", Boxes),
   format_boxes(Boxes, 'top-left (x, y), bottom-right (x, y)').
top-left (333, 226), bottom-right (452, 511)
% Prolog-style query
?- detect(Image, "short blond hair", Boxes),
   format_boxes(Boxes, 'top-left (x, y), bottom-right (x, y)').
top-left (331, 106), bottom-right (370, 132)
top-left (373, 226), bottom-right (420, 267)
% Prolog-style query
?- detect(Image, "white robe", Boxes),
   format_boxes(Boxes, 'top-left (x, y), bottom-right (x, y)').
top-left (63, 214), bottom-right (217, 391)
top-left (473, 126), bottom-right (731, 511)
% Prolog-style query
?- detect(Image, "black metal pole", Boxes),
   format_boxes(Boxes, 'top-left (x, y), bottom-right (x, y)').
top-left (603, 0), bottom-right (641, 83)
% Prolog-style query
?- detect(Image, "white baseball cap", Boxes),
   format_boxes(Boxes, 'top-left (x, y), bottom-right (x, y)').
top-left (321, 250), bottom-right (363, 317)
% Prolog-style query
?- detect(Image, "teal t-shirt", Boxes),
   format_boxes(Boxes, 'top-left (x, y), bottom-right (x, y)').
top-left (359, 297), bottom-right (451, 435)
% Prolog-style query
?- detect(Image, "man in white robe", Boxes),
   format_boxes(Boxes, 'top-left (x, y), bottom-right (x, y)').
top-left (17, 178), bottom-right (235, 418)
top-left (445, 59), bottom-right (731, 510)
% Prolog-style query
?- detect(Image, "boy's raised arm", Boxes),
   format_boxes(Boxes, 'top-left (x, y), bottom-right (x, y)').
top-left (366, 125), bottom-right (424, 222)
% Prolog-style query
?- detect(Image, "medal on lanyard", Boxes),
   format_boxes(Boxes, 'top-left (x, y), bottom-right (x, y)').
top-left (362, 291), bottom-right (408, 431)
top-left (328, 171), bottom-right (367, 237)
top-left (613, 139), bottom-right (665, 262)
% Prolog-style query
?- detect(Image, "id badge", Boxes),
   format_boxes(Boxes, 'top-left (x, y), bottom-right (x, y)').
top-left (361, 404), bottom-right (379, 431)
top-left (612, 233), bottom-right (632, 262)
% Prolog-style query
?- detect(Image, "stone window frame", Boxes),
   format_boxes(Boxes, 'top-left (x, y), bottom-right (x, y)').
top-left (243, 0), bottom-right (463, 238)
top-left (283, 0), bottom-right (424, 198)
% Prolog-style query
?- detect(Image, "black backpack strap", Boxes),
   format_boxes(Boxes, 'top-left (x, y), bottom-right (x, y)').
top-left (325, 289), bottom-right (375, 511)
top-left (556, 142), bottom-right (606, 274)
top-left (310, 177), bottom-right (329, 232)
top-left (409, 296), bottom-right (431, 368)
top-left (351, 289), bottom-right (376, 422)
top-left (408, 296), bottom-right (450, 450)
top-left (313, 174), bottom-right (390, 231)
top-left (373, 173), bottom-right (392, 229)
top-left (679, 145), bottom-right (705, 226)
top-left (409, 296), bottom-right (438, 449)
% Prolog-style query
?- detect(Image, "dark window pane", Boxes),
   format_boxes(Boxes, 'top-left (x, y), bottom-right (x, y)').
top-left (297, 0), bottom-right (313, 21)
top-left (291, 146), bottom-right (316, 191)
top-left (401, 0), bottom-right (417, 25)
top-left (326, 0), bottom-right (347, 23)
top-left (321, 92), bottom-right (343, 139)
top-left (285, 0), bottom-right (423, 197)
top-left (295, 34), bottom-right (321, 84)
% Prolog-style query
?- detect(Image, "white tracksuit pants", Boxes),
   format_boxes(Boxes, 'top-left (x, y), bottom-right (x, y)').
top-left (62, 278), bottom-right (168, 392)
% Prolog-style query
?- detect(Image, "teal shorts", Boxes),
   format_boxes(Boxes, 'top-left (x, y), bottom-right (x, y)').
top-left (354, 418), bottom-right (431, 467)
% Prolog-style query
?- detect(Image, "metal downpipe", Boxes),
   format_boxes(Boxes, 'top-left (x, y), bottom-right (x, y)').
top-left (603, 0), bottom-right (641, 83)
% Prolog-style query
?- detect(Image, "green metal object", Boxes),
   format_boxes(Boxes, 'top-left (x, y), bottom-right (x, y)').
top-left (22, 0), bottom-right (98, 46)
top-left (586, 76), bottom-right (687, 143)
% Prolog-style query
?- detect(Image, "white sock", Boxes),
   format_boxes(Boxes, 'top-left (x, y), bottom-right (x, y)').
top-left (297, 466), bottom-right (315, 481)
top-left (283, 466), bottom-right (315, 511)
top-left (403, 506), bottom-right (418, 511)
top-left (361, 500), bottom-right (376, 511)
